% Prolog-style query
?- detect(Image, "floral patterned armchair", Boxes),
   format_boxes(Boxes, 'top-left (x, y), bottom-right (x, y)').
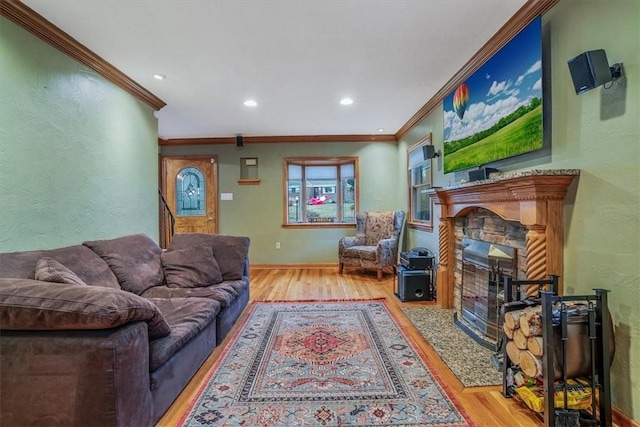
top-left (338, 211), bottom-right (405, 281)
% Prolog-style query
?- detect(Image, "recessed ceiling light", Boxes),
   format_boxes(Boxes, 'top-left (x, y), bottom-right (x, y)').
top-left (340, 98), bottom-right (354, 105)
top-left (377, 128), bottom-right (385, 132)
top-left (153, 74), bottom-right (167, 80)
top-left (244, 100), bottom-right (258, 107)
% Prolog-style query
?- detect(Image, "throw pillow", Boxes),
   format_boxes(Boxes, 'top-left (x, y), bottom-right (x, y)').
top-left (83, 234), bottom-right (164, 295)
top-left (161, 244), bottom-right (223, 288)
top-left (0, 278), bottom-right (171, 338)
top-left (35, 257), bottom-right (88, 286)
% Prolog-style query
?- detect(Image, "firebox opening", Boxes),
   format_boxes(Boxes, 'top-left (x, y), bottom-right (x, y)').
top-left (455, 238), bottom-right (516, 351)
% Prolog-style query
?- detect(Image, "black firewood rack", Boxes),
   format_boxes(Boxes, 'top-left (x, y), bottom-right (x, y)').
top-left (501, 276), bottom-right (613, 426)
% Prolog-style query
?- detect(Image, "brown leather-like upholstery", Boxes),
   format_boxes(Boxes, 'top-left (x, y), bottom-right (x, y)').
top-left (84, 234), bottom-right (164, 295)
top-left (168, 233), bottom-right (250, 281)
top-left (0, 244), bottom-right (120, 289)
top-left (0, 322), bottom-right (154, 427)
top-left (0, 233), bottom-right (250, 426)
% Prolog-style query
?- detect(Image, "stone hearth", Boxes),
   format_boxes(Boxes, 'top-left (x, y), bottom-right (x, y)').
top-left (428, 169), bottom-right (579, 309)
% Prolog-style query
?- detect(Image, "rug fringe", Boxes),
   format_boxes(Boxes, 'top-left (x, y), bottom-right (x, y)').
top-left (252, 298), bottom-right (387, 303)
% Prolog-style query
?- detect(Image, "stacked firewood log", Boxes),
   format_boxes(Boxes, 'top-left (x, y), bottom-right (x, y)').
top-left (503, 305), bottom-right (545, 378)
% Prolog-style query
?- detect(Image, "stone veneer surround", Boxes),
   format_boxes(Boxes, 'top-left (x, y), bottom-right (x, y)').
top-left (428, 169), bottom-right (579, 309)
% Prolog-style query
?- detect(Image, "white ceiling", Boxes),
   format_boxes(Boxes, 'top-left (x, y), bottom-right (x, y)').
top-left (23, 0), bottom-right (527, 139)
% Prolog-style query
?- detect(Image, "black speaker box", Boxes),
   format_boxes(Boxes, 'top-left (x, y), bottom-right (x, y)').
top-left (397, 266), bottom-right (433, 302)
top-left (422, 144), bottom-right (437, 160)
top-left (468, 167), bottom-right (498, 182)
top-left (236, 135), bottom-right (244, 147)
top-left (567, 49), bottom-right (612, 94)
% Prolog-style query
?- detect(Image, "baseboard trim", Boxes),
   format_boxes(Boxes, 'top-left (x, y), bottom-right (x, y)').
top-left (250, 263), bottom-right (338, 270)
top-left (613, 406), bottom-right (639, 427)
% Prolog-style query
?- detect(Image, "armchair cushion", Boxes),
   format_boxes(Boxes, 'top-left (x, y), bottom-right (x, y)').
top-left (364, 211), bottom-right (397, 245)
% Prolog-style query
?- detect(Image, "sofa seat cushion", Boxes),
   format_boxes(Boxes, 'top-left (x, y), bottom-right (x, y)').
top-left (84, 234), bottom-right (164, 295)
top-left (161, 244), bottom-right (223, 288)
top-left (142, 279), bottom-right (247, 308)
top-left (167, 234), bottom-right (250, 281)
top-left (0, 278), bottom-right (171, 338)
top-left (0, 245), bottom-right (120, 289)
top-left (342, 246), bottom-right (377, 261)
top-left (34, 257), bottom-right (88, 286)
top-left (148, 297), bottom-right (220, 371)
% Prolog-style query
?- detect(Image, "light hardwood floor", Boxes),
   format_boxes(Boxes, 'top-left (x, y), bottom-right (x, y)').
top-left (155, 267), bottom-right (551, 426)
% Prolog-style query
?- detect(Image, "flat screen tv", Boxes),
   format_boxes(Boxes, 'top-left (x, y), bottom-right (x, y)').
top-left (443, 16), bottom-right (543, 174)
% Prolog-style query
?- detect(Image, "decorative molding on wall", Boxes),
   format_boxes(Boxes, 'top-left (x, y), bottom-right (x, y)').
top-left (0, 0), bottom-right (166, 110)
top-left (159, 134), bottom-right (397, 146)
top-left (427, 169), bottom-right (578, 308)
top-left (395, 0), bottom-right (559, 140)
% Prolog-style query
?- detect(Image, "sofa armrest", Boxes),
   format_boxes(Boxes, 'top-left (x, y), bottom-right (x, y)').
top-left (0, 322), bottom-right (153, 427)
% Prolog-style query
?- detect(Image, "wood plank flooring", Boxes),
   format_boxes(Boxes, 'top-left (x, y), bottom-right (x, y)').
top-left (156, 267), bottom-right (545, 426)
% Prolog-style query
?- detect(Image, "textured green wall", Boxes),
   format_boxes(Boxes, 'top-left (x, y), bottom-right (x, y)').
top-left (161, 141), bottom-right (402, 264)
top-left (0, 18), bottom-right (159, 251)
top-left (399, 1), bottom-right (639, 419)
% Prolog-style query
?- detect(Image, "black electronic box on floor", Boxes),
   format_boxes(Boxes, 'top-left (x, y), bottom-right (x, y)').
top-left (395, 265), bottom-right (433, 302)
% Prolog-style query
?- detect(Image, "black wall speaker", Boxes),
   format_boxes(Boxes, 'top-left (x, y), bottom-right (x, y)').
top-left (236, 135), bottom-right (244, 147)
top-left (567, 49), bottom-right (612, 94)
top-left (468, 167), bottom-right (498, 182)
top-left (422, 145), bottom-right (438, 160)
top-left (397, 267), bottom-right (433, 302)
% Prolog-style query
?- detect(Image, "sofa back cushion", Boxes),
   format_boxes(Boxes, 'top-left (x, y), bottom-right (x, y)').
top-left (84, 234), bottom-right (164, 295)
top-left (0, 245), bottom-right (120, 289)
top-left (161, 244), bottom-right (223, 288)
top-left (168, 234), bottom-right (250, 281)
top-left (0, 278), bottom-right (171, 338)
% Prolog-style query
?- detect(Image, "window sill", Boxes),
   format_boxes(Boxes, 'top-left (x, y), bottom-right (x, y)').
top-left (282, 223), bottom-right (356, 229)
top-left (408, 221), bottom-right (434, 232)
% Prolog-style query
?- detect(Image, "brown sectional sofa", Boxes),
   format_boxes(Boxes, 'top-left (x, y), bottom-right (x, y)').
top-left (0, 233), bottom-right (250, 426)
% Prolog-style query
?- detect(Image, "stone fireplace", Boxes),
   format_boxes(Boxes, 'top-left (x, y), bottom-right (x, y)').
top-left (427, 170), bottom-right (579, 324)
top-left (452, 210), bottom-right (527, 347)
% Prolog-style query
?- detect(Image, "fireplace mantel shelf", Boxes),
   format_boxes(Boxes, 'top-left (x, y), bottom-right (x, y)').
top-left (427, 169), bottom-right (580, 223)
top-left (427, 169), bottom-right (580, 308)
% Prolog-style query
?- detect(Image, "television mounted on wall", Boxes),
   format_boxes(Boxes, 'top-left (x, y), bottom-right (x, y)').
top-left (443, 16), bottom-right (543, 174)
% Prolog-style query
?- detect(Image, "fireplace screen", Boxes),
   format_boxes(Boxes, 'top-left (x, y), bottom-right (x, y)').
top-left (461, 238), bottom-right (516, 343)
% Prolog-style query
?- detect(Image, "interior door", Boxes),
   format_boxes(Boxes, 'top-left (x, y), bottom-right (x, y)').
top-left (162, 156), bottom-right (218, 236)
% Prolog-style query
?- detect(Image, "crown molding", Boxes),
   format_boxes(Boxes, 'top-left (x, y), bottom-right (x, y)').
top-left (0, 0), bottom-right (166, 110)
top-left (395, 0), bottom-right (558, 140)
top-left (159, 134), bottom-right (397, 146)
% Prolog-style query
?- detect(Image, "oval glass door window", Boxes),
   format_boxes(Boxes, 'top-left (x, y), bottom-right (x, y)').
top-left (176, 167), bottom-right (205, 216)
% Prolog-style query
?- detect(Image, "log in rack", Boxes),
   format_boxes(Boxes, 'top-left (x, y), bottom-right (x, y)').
top-left (501, 277), bottom-right (612, 426)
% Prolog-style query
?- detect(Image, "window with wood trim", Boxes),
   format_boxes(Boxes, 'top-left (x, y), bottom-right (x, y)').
top-left (284, 158), bottom-right (358, 227)
top-left (408, 134), bottom-right (434, 231)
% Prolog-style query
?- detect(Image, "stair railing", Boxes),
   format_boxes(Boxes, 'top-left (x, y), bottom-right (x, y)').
top-left (158, 189), bottom-right (175, 249)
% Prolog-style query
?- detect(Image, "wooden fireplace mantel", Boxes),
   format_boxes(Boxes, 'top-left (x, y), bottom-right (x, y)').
top-left (427, 169), bottom-right (579, 308)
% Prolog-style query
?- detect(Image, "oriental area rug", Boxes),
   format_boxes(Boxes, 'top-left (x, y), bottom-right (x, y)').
top-left (179, 300), bottom-right (475, 427)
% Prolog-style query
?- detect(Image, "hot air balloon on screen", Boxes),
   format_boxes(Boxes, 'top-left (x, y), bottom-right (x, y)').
top-left (453, 83), bottom-right (469, 120)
